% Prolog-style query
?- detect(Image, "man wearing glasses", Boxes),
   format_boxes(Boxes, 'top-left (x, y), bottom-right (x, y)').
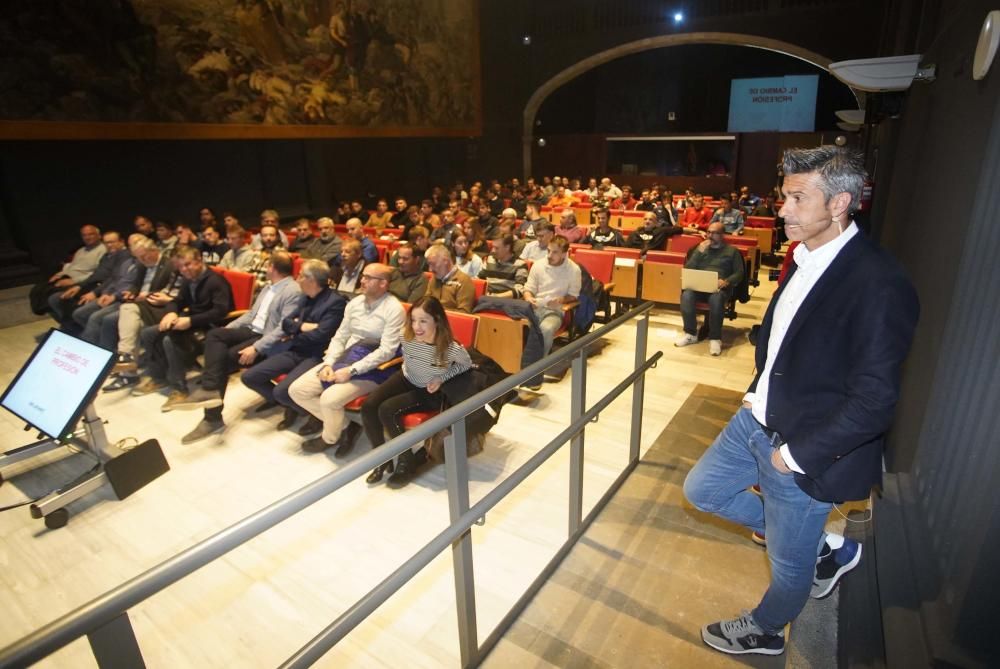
top-left (288, 263), bottom-right (404, 455)
top-left (675, 222), bottom-right (745, 356)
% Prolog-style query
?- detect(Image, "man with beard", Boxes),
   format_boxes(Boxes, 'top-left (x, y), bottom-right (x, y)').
top-left (302, 216), bottom-right (342, 266)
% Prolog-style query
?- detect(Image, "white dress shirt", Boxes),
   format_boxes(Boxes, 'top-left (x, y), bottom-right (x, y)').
top-left (745, 222), bottom-right (859, 472)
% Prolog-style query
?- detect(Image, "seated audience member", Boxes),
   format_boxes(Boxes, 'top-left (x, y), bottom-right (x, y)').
top-left (634, 189), bottom-right (656, 212)
top-left (134, 246), bottom-right (233, 408)
top-left (154, 221), bottom-right (178, 254)
top-left (480, 234), bottom-right (528, 297)
top-left (518, 201), bottom-right (545, 239)
top-left (452, 231), bottom-right (484, 278)
top-left (586, 208), bottom-right (624, 248)
top-left (655, 191), bottom-right (679, 226)
top-left (346, 217), bottom-right (378, 263)
top-left (399, 205), bottom-right (422, 240)
top-left (333, 239), bottom-right (366, 295)
top-left (198, 207), bottom-right (217, 232)
top-left (419, 200), bottom-right (441, 231)
top-left (677, 186), bottom-right (696, 210)
top-left (425, 243), bottom-right (475, 313)
top-left (388, 245), bottom-right (429, 303)
top-left (176, 225), bottom-right (199, 247)
top-left (680, 194), bottom-right (714, 230)
top-left (218, 225), bottom-right (258, 272)
top-left (361, 296), bottom-right (473, 486)
top-left (626, 212), bottom-right (681, 253)
top-left (287, 263), bottom-right (404, 454)
top-left (221, 212), bottom-right (240, 231)
top-left (583, 177), bottom-right (600, 199)
top-left (554, 208), bottom-right (589, 243)
top-left (30, 225), bottom-right (106, 316)
top-left (446, 199), bottom-right (468, 228)
top-left (737, 185), bottom-right (760, 214)
top-left (252, 209), bottom-right (290, 249)
top-left (521, 236), bottom-right (581, 389)
top-left (520, 221), bottom-right (555, 262)
top-left (710, 194), bottom-right (746, 234)
top-left (496, 219), bottom-right (526, 257)
top-left (70, 231), bottom-right (139, 343)
top-left (287, 218), bottom-right (315, 253)
top-left (298, 217), bottom-right (339, 267)
top-left (333, 201), bottom-right (351, 224)
top-left (430, 208), bottom-right (459, 244)
top-left (474, 202), bottom-right (499, 240)
top-left (751, 194), bottom-right (779, 218)
top-left (101, 239), bottom-right (176, 391)
top-left (349, 200), bottom-right (367, 220)
top-left (172, 251), bottom-right (302, 442)
top-left (196, 224), bottom-right (229, 266)
top-left (612, 186), bottom-right (637, 211)
top-left (134, 215), bottom-right (155, 239)
top-left (674, 222), bottom-right (745, 356)
top-left (508, 189), bottom-right (528, 217)
top-left (461, 217), bottom-right (490, 256)
top-left (367, 199), bottom-right (393, 230)
top-left (601, 177), bottom-right (623, 200)
top-left (547, 185), bottom-right (578, 208)
top-left (498, 207), bottom-right (519, 236)
top-left (247, 223), bottom-right (286, 289)
top-left (241, 260), bottom-right (347, 433)
top-left (390, 197), bottom-right (409, 228)
top-left (485, 188), bottom-right (504, 217)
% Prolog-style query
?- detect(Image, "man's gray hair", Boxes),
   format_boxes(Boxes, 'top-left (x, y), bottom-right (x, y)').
top-left (782, 146), bottom-right (866, 213)
top-left (130, 236), bottom-right (157, 252)
top-left (299, 258), bottom-right (331, 285)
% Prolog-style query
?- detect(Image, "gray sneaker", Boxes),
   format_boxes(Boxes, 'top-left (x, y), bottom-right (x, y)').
top-left (170, 386), bottom-right (223, 411)
top-left (181, 418), bottom-right (225, 445)
top-left (702, 611), bottom-right (785, 655)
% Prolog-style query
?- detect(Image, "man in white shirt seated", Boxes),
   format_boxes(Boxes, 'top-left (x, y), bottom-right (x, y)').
top-left (521, 236), bottom-right (581, 389)
top-left (288, 263), bottom-right (404, 455)
top-left (173, 251), bottom-right (302, 443)
top-left (519, 221), bottom-right (555, 262)
top-left (30, 224), bottom-right (106, 315)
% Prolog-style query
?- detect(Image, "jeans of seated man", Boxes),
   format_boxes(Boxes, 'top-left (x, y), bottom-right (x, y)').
top-left (199, 326), bottom-right (261, 420)
top-left (139, 324), bottom-right (202, 392)
top-left (683, 407), bottom-right (833, 635)
top-left (241, 350), bottom-right (319, 414)
top-left (680, 286), bottom-right (732, 341)
top-left (73, 301), bottom-right (120, 345)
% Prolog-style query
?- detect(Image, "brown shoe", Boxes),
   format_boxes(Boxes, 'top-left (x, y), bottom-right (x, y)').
top-left (161, 390), bottom-right (189, 413)
top-left (132, 377), bottom-right (167, 396)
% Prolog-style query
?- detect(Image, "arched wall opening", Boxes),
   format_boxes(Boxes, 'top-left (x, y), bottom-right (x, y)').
top-left (522, 32), bottom-right (857, 178)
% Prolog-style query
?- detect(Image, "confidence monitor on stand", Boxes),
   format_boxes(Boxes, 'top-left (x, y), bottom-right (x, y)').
top-left (0, 329), bottom-right (168, 529)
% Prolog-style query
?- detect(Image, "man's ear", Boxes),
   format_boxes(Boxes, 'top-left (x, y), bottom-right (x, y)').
top-left (830, 191), bottom-right (853, 220)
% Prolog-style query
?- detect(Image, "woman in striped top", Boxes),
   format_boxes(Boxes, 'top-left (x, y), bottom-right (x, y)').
top-left (361, 296), bottom-right (472, 486)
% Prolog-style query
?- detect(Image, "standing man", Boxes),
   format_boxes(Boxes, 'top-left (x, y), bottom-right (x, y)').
top-left (684, 147), bottom-right (919, 656)
top-left (674, 222), bottom-right (745, 356)
top-left (288, 263), bottom-right (404, 455)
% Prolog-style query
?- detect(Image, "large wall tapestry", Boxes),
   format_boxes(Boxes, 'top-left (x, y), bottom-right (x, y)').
top-left (0, 0), bottom-right (481, 138)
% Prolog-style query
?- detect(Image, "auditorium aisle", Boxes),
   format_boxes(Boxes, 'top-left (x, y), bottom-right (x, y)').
top-left (0, 271), bottom-right (777, 667)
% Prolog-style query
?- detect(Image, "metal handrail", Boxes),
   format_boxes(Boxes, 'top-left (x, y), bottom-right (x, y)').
top-left (0, 301), bottom-right (657, 668)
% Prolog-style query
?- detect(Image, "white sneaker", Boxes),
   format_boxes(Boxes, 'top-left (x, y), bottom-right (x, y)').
top-left (675, 333), bottom-right (698, 347)
top-left (709, 339), bottom-right (722, 356)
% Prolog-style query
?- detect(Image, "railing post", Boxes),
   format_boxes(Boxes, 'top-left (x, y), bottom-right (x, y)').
top-left (630, 313), bottom-right (649, 463)
top-left (569, 349), bottom-right (587, 535)
top-left (87, 612), bottom-right (145, 669)
top-left (443, 418), bottom-right (479, 668)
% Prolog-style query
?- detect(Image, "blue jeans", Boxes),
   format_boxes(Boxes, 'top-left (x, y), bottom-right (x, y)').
top-left (679, 287), bottom-right (731, 340)
top-left (683, 407), bottom-right (831, 634)
top-left (73, 301), bottom-right (121, 345)
top-left (241, 350), bottom-right (319, 412)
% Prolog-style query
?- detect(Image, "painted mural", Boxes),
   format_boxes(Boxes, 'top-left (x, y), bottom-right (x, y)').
top-left (0, 0), bottom-right (480, 135)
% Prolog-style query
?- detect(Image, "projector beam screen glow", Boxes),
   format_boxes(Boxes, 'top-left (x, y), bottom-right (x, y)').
top-left (727, 75), bottom-right (819, 132)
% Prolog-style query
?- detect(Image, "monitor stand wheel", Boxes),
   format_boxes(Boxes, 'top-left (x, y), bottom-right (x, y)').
top-left (44, 508), bottom-right (69, 530)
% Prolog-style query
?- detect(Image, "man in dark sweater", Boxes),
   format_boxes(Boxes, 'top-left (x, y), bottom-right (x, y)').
top-left (134, 246), bottom-right (233, 410)
top-left (626, 211), bottom-right (681, 254)
top-left (240, 259), bottom-right (347, 434)
top-left (675, 222), bottom-right (745, 356)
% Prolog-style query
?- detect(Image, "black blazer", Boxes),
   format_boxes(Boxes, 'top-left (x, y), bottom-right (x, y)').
top-left (749, 232), bottom-right (919, 502)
